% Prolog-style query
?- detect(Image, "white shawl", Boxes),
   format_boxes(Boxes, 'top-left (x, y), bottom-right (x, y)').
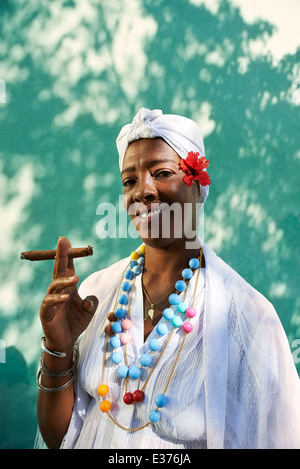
top-left (58, 242), bottom-right (300, 449)
top-left (202, 243), bottom-right (300, 448)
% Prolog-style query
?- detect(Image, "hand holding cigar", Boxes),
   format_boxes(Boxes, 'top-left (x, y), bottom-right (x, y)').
top-left (36, 236), bottom-right (98, 363)
top-left (21, 245), bottom-right (93, 261)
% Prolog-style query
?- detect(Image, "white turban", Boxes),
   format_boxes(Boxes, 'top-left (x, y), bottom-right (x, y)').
top-left (116, 107), bottom-right (209, 203)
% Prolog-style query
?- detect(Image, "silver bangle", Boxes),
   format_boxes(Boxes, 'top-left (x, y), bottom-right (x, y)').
top-left (37, 337), bottom-right (78, 392)
top-left (36, 368), bottom-right (76, 393)
top-left (40, 336), bottom-right (67, 358)
top-left (39, 353), bottom-right (75, 378)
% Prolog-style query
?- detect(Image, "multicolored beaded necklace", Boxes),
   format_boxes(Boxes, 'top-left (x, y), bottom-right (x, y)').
top-left (97, 244), bottom-right (203, 432)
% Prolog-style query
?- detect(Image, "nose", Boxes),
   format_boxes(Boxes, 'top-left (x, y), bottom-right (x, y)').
top-left (133, 172), bottom-right (158, 204)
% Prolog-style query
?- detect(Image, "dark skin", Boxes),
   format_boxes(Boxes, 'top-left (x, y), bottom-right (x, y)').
top-left (37, 137), bottom-right (203, 448)
top-left (37, 236), bottom-right (99, 449)
top-left (122, 138), bottom-right (204, 339)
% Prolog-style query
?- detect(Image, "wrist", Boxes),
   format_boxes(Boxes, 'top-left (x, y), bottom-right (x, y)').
top-left (38, 337), bottom-right (78, 392)
top-left (42, 336), bottom-right (75, 358)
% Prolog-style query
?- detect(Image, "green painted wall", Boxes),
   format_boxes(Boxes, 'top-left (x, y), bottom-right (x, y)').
top-left (1, 0), bottom-right (299, 449)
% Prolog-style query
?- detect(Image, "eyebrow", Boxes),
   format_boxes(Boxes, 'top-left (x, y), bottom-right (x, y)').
top-left (121, 158), bottom-right (176, 175)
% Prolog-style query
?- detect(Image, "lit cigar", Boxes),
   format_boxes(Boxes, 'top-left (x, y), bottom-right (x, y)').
top-left (20, 246), bottom-right (93, 261)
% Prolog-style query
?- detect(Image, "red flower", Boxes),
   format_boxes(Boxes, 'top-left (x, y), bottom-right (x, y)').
top-left (179, 151), bottom-right (211, 187)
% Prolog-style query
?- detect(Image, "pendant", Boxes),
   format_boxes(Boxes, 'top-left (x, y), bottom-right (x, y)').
top-left (145, 306), bottom-right (154, 320)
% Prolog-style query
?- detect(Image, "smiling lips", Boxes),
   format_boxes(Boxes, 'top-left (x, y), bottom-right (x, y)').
top-left (131, 202), bottom-right (188, 238)
top-left (135, 203), bottom-right (163, 220)
top-left (138, 208), bottom-right (162, 219)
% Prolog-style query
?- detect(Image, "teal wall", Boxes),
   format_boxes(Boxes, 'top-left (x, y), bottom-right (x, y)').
top-left (0, 0), bottom-right (299, 449)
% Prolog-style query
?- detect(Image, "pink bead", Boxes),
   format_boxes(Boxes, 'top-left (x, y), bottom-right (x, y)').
top-left (186, 307), bottom-right (196, 318)
top-left (120, 333), bottom-right (131, 344)
top-left (122, 319), bottom-right (132, 330)
top-left (182, 321), bottom-right (193, 333)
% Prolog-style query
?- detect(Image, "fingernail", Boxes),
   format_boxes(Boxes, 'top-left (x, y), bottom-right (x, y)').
top-left (68, 276), bottom-right (76, 280)
top-left (83, 299), bottom-right (94, 310)
top-left (87, 299), bottom-right (94, 309)
top-left (60, 294), bottom-right (69, 299)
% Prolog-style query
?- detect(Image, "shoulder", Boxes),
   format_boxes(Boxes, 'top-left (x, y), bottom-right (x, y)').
top-left (202, 242), bottom-right (291, 363)
top-left (202, 242), bottom-right (276, 319)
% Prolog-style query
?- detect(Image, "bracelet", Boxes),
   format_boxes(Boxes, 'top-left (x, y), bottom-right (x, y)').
top-left (37, 338), bottom-right (78, 392)
top-left (39, 353), bottom-right (75, 378)
top-left (36, 368), bottom-right (76, 393)
top-left (40, 336), bottom-right (67, 358)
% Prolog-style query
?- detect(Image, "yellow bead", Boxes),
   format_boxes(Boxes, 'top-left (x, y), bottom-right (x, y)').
top-left (139, 245), bottom-right (145, 254)
top-left (100, 400), bottom-right (111, 413)
top-left (130, 251), bottom-right (139, 260)
top-left (97, 384), bottom-right (109, 396)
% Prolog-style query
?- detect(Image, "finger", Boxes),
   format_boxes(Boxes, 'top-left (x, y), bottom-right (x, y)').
top-left (41, 293), bottom-right (70, 309)
top-left (61, 236), bottom-right (75, 276)
top-left (82, 295), bottom-right (99, 316)
top-left (66, 248), bottom-right (75, 272)
top-left (53, 237), bottom-right (73, 279)
top-left (40, 293), bottom-right (69, 323)
top-left (47, 275), bottom-right (79, 294)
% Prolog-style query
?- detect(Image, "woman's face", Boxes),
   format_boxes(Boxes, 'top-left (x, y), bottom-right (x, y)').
top-left (121, 138), bottom-right (199, 248)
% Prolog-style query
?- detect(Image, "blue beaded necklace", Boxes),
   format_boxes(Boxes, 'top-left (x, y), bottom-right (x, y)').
top-left (97, 245), bottom-right (202, 430)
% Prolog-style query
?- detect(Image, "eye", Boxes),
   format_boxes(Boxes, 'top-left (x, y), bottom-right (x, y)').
top-left (122, 177), bottom-right (137, 187)
top-left (154, 170), bottom-right (174, 179)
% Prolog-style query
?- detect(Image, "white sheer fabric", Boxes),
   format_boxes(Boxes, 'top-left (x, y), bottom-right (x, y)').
top-left (61, 254), bottom-right (207, 449)
top-left (59, 242), bottom-right (300, 449)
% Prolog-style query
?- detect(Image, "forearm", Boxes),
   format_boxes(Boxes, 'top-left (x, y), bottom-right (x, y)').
top-left (35, 236), bottom-right (98, 449)
top-left (36, 344), bottom-right (76, 449)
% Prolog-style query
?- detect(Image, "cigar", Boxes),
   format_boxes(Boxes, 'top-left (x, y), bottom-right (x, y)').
top-left (20, 246), bottom-right (93, 261)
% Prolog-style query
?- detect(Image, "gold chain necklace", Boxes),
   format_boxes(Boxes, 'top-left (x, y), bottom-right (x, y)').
top-left (98, 247), bottom-right (203, 432)
top-left (142, 282), bottom-right (176, 321)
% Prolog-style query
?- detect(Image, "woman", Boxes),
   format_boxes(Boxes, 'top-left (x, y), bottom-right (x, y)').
top-left (37, 108), bottom-right (300, 449)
